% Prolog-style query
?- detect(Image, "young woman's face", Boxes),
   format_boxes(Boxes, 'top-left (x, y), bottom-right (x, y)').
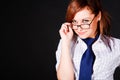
top-left (72, 7), bottom-right (99, 39)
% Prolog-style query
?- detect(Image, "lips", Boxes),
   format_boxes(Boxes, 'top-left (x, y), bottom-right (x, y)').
top-left (77, 31), bottom-right (87, 35)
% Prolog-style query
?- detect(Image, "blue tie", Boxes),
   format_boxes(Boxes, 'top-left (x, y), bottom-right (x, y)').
top-left (79, 34), bottom-right (99, 80)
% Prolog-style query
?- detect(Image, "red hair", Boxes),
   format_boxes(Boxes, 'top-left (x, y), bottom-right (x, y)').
top-left (65, 0), bottom-right (111, 36)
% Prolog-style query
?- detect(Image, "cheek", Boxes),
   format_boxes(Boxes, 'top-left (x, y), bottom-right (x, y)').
top-left (88, 27), bottom-right (97, 36)
top-left (86, 29), bottom-right (93, 35)
top-left (91, 27), bottom-right (97, 32)
top-left (91, 22), bottom-right (98, 32)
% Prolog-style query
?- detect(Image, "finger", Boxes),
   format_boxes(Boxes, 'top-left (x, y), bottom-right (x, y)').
top-left (64, 22), bottom-right (71, 26)
top-left (59, 22), bottom-right (72, 35)
top-left (60, 23), bottom-right (68, 33)
top-left (68, 25), bottom-right (73, 32)
top-left (59, 24), bottom-right (67, 35)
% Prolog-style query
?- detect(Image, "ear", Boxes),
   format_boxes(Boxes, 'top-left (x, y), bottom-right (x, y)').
top-left (97, 11), bottom-right (101, 21)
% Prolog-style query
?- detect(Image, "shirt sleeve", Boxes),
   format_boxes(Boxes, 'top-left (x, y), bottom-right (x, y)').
top-left (55, 39), bottom-right (62, 71)
top-left (116, 38), bottom-right (120, 66)
top-left (119, 39), bottom-right (120, 66)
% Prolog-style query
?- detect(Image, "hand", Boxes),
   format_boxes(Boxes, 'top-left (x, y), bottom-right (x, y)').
top-left (59, 22), bottom-right (73, 44)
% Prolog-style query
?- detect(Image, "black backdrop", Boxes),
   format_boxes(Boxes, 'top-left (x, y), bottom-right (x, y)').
top-left (1, 0), bottom-right (120, 80)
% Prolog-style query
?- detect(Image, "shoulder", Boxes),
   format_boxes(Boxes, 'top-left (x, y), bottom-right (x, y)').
top-left (101, 35), bottom-right (120, 45)
top-left (107, 36), bottom-right (120, 45)
top-left (56, 37), bottom-right (77, 51)
top-left (101, 35), bottom-right (120, 50)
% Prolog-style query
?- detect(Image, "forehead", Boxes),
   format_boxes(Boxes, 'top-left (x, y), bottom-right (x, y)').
top-left (74, 7), bottom-right (94, 20)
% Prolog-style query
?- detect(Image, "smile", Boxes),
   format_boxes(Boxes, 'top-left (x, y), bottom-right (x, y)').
top-left (78, 31), bottom-right (87, 35)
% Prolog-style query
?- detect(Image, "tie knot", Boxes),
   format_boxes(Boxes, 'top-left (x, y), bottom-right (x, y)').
top-left (83, 38), bottom-right (95, 46)
top-left (82, 34), bottom-right (99, 46)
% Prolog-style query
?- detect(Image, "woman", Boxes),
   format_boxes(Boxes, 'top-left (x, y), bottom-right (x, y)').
top-left (55, 0), bottom-right (120, 80)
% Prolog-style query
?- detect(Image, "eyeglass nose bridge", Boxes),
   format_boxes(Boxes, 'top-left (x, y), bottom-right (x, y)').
top-left (76, 25), bottom-right (83, 29)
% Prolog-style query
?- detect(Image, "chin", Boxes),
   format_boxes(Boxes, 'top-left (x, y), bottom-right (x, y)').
top-left (78, 35), bottom-right (88, 39)
top-left (75, 30), bottom-right (89, 39)
top-left (76, 31), bottom-right (95, 39)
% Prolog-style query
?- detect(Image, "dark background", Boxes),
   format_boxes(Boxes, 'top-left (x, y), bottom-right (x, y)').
top-left (1, 0), bottom-right (120, 80)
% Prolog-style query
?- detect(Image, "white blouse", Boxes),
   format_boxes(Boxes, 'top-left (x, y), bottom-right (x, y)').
top-left (55, 34), bottom-right (120, 80)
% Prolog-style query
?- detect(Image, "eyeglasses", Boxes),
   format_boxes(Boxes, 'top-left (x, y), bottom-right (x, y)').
top-left (72, 16), bottom-right (96, 30)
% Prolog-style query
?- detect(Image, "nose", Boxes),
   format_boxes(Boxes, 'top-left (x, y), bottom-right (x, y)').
top-left (77, 26), bottom-right (83, 31)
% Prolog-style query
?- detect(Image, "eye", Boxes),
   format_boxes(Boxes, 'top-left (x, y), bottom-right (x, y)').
top-left (82, 19), bottom-right (90, 23)
top-left (72, 19), bottom-right (77, 23)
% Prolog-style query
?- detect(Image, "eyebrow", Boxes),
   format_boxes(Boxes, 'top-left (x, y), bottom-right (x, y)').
top-left (72, 17), bottom-right (91, 22)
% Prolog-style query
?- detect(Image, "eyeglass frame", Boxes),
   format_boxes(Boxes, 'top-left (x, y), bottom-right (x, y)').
top-left (71, 16), bottom-right (96, 30)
